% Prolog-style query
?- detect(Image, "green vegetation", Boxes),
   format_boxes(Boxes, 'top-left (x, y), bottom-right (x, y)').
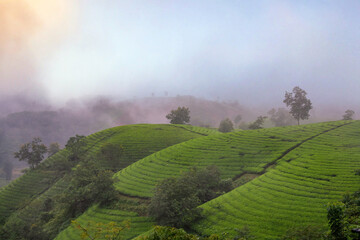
top-left (284, 86), bottom-right (312, 125)
top-left (114, 121), bottom-right (346, 198)
top-left (192, 121), bottom-right (360, 239)
top-left (268, 108), bottom-right (296, 127)
top-left (2, 121), bottom-right (360, 240)
top-left (55, 200), bottom-right (154, 240)
top-left (326, 170), bottom-right (360, 240)
top-left (0, 124), bottom-right (207, 239)
top-left (248, 116), bottom-right (267, 130)
top-left (218, 119), bottom-right (234, 133)
top-left (342, 109), bottom-right (355, 120)
top-left (148, 166), bottom-right (232, 228)
top-left (71, 218), bottom-right (130, 240)
top-left (14, 137), bottom-right (48, 169)
top-left (48, 142), bottom-right (61, 157)
top-left (166, 106), bottom-right (191, 124)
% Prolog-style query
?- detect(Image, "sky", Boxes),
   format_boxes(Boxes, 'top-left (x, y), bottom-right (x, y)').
top-left (1, 0), bottom-right (360, 110)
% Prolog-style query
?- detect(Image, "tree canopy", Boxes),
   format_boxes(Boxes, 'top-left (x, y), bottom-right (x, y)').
top-left (65, 135), bottom-right (86, 162)
top-left (148, 166), bottom-right (233, 228)
top-left (248, 116), bottom-right (267, 130)
top-left (342, 109), bottom-right (355, 120)
top-left (268, 108), bottom-right (296, 127)
top-left (218, 118), bottom-right (234, 133)
top-left (166, 107), bottom-right (190, 124)
top-left (14, 137), bottom-right (47, 169)
top-left (283, 86), bottom-right (312, 125)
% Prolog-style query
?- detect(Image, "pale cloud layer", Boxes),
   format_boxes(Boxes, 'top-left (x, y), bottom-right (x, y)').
top-left (1, 1), bottom-right (359, 112)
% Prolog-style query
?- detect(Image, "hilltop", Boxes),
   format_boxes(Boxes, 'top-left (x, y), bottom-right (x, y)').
top-left (1, 121), bottom-right (359, 239)
top-left (0, 124), bottom-right (213, 239)
top-left (56, 120), bottom-right (360, 239)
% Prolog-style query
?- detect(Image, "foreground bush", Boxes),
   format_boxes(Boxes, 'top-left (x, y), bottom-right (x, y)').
top-left (148, 166), bottom-right (233, 228)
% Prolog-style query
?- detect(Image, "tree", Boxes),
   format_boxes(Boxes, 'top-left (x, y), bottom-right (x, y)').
top-left (166, 107), bottom-right (190, 124)
top-left (148, 166), bottom-right (233, 228)
top-left (268, 108), bottom-right (296, 127)
top-left (65, 135), bottom-right (86, 162)
top-left (342, 110), bottom-right (355, 120)
top-left (234, 115), bottom-right (242, 125)
top-left (14, 137), bottom-right (47, 169)
top-left (283, 86), bottom-right (312, 125)
top-left (48, 142), bottom-right (60, 157)
top-left (248, 116), bottom-right (267, 130)
top-left (218, 118), bottom-right (234, 133)
top-left (46, 159), bottom-right (117, 236)
top-left (327, 202), bottom-right (347, 240)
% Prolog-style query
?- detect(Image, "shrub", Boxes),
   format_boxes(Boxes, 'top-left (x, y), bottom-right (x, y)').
top-left (148, 166), bottom-right (233, 228)
top-left (166, 107), bottom-right (190, 124)
top-left (218, 119), bottom-right (234, 133)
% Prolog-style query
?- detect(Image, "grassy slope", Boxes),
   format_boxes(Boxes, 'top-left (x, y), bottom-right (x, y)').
top-left (55, 125), bottom-right (218, 240)
top-left (0, 124), bottom-right (206, 228)
top-left (192, 121), bottom-right (360, 239)
top-left (58, 121), bottom-right (354, 240)
top-left (55, 196), bottom-right (154, 240)
top-left (113, 121), bottom-right (348, 198)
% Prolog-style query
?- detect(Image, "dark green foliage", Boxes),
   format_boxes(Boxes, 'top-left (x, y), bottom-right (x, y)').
top-left (326, 170), bottom-right (360, 240)
top-left (149, 177), bottom-right (201, 228)
top-left (218, 118), bottom-right (234, 133)
top-left (65, 135), bottom-right (86, 162)
top-left (283, 86), bottom-right (313, 125)
top-left (280, 225), bottom-right (326, 240)
top-left (248, 116), bottom-right (267, 130)
top-left (233, 226), bottom-right (256, 240)
top-left (98, 142), bottom-right (124, 170)
top-left (48, 159), bottom-right (116, 233)
top-left (14, 137), bottom-right (47, 169)
top-left (142, 226), bottom-right (233, 240)
top-left (148, 166), bottom-right (233, 228)
top-left (166, 106), bottom-right (191, 124)
top-left (48, 142), bottom-right (61, 156)
top-left (268, 108), bottom-right (296, 127)
top-left (327, 202), bottom-right (347, 240)
top-left (342, 110), bottom-right (355, 120)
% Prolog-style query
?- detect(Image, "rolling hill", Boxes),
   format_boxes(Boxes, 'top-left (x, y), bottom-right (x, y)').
top-left (0, 124), bottom-right (211, 238)
top-left (193, 120), bottom-right (360, 239)
top-left (56, 120), bottom-right (360, 239)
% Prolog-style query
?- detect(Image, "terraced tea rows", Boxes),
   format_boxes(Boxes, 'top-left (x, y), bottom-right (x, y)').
top-left (114, 121), bottom-right (348, 198)
top-left (193, 121), bottom-right (360, 239)
top-left (55, 201), bottom-right (154, 240)
top-left (0, 124), bottom-right (206, 226)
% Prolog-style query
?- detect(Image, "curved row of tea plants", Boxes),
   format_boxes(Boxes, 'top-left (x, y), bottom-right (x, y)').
top-left (193, 121), bottom-right (360, 239)
top-left (0, 124), bottom-right (206, 231)
top-left (55, 200), bottom-right (154, 240)
top-left (114, 121), bottom-right (349, 198)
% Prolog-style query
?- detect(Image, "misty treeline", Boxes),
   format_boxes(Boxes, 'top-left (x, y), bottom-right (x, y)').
top-left (0, 94), bottom-right (356, 180)
top-left (0, 95), bottom-right (249, 173)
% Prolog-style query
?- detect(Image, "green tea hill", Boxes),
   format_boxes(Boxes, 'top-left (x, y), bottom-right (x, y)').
top-left (0, 124), bottom-right (210, 234)
top-left (57, 121), bottom-right (360, 240)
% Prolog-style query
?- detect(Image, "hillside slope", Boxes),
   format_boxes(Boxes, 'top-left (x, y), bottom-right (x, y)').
top-left (193, 121), bottom-right (360, 239)
top-left (0, 124), bottom-right (208, 232)
top-left (56, 121), bottom-right (356, 240)
top-left (113, 121), bottom-right (348, 198)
